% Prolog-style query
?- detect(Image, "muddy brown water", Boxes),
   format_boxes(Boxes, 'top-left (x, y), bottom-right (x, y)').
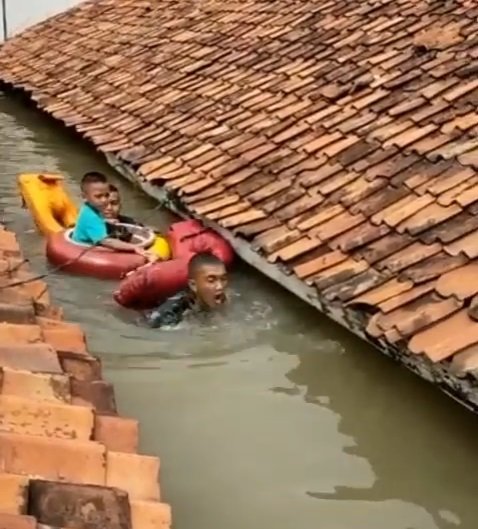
top-left (1, 93), bottom-right (478, 529)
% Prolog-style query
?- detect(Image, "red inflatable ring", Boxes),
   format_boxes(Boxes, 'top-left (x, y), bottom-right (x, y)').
top-left (114, 220), bottom-right (234, 309)
top-left (46, 227), bottom-right (153, 280)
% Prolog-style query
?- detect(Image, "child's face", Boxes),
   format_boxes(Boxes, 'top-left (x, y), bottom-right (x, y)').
top-left (104, 191), bottom-right (121, 219)
top-left (82, 182), bottom-right (110, 212)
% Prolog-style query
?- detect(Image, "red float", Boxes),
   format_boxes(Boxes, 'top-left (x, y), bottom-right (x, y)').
top-left (113, 255), bottom-right (193, 310)
top-left (114, 220), bottom-right (234, 309)
top-left (46, 229), bottom-right (149, 280)
top-left (168, 220), bottom-right (234, 265)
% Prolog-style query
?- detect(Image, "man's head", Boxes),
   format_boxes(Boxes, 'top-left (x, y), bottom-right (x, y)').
top-left (80, 172), bottom-right (109, 212)
top-left (188, 253), bottom-right (228, 309)
top-left (104, 184), bottom-right (121, 220)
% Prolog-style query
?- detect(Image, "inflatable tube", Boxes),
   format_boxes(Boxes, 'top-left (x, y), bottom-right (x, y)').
top-left (19, 173), bottom-right (171, 260)
top-left (113, 255), bottom-right (193, 310)
top-left (18, 173), bottom-right (77, 235)
top-left (150, 235), bottom-right (171, 260)
top-left (115, 221), bottom-right (235, 309)
top-left (168, 219), bottom-right (234, 266)
top-left (46, 228), bottom-right (151, 280)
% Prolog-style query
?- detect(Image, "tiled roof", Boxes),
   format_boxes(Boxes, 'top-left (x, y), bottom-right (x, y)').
top-left (1, 0), bottom-right (478, 383)
top-left (0, 226), bottom-right (171, 528)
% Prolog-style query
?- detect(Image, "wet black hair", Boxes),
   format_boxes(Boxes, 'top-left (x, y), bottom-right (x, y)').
top-left (188, 252), bottom-right (224, 278)
top-left (80, 171), bottom-right (108, 191)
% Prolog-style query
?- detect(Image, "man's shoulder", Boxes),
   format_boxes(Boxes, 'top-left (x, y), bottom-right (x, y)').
top-left (143, 289), bottom-right (193, 328)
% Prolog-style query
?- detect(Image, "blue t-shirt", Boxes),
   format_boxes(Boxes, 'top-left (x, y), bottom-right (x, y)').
top-left (71, 203), bottom-right (107, 245)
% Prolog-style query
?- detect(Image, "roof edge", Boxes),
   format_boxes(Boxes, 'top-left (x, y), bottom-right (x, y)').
top-left (1, 79), bottom-right (477, 414)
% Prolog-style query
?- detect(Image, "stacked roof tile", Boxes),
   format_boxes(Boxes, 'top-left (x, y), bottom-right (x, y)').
top-left (0, 226), bottom-right (171, 528)
top-left (0, 0), bottom-right (478, 402)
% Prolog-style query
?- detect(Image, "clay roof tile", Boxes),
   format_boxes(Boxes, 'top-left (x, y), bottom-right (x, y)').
top-left (2, 0), bottom-right (478, 381)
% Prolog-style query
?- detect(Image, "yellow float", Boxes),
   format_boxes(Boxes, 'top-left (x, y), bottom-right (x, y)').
top-left (18, 173), bottom-right (171, 260)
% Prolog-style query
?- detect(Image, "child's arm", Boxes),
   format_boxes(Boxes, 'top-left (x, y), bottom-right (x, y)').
top-left (100, 237), bottom-right (143, 252)
top-left (79, 211), bottom-right (144, 254)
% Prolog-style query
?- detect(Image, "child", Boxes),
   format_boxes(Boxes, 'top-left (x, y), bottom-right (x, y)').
top-left (104, 184), bottom-right (145, 242)
top-left (104, 184), bottom-right (141, 226)
top-left (71, 172), bottom-right (154, 260)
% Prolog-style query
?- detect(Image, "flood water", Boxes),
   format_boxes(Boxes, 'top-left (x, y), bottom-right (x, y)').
top-left (1, 93), bottom-right (478, 529)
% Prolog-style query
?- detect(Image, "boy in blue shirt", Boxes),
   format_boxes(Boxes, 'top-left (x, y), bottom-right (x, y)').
top-left (72, 172), bottom-right (153, 259)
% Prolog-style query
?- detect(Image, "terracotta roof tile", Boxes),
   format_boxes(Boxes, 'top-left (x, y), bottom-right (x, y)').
top-left (396, 202), bottom-right (462, 236)
top-left (436, 262), bottom-right (478, 300)
top-left (322, 268), bottom-right (387, 302)
top-left (2, 0), bottom-right (478, 398)
top-left (296, 204), bottom-right (345, 231)
top-left (444, 232), bottom-right (478, 260)
top-left (419, 210), bottom-right (478, 244)
top-left (312, 257), bottom-right (370, 290)
top-left (372, 194), bottom-right (435, 228)
top-left (0, 225), bottom-right (170, 526)
top-left (378, 281), bottom-right (437, 314)
top-left (347, 277), bottom-right (414, 308)
top-left (409, 310), bottom-right (478, 362)
top-left (267, 236), bottom-right (321, 263)
top-left (293, 249), bottom-right (347, 280)
top-left (329, 221), bottom-right (390, 253)
top-left (311, 209), bottom-right (365, 241)
top-left (377, 241), bottom-right (442, 274)
top-left (450, 345), bottom-right (478, 376)
top-left (372, 293), bottom-right (462, 339)
top-left (399, 252), bottom-right (467, 284)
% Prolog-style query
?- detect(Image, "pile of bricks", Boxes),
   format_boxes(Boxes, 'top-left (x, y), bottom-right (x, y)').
top-left (0, 225), bottom-right (171, 529)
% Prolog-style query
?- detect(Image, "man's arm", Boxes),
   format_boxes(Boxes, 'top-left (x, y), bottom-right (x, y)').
top-left (143, 291), bottom-right (190, 328)
top-left (82, 214), bottom-right (151, 256)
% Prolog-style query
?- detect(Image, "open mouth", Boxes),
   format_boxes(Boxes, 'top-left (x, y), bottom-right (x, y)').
top-left (214, 292), bottom-right (226, 305)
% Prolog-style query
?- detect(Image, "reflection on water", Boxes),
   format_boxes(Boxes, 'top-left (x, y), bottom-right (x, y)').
top-left (0, 93), bottom-right (477, 529)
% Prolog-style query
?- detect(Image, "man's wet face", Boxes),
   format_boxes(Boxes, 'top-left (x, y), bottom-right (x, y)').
top-left (83, 182), bottom-right (110, 212)
top-left (190, 263), bottom-right (228, 309)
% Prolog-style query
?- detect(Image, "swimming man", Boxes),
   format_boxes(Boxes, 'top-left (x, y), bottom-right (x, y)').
top-left (143, 252), bottom-right (228, 328)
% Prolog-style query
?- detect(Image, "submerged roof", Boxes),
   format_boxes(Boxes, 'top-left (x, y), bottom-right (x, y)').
top-left (1, 0), bottom-right (478, 377)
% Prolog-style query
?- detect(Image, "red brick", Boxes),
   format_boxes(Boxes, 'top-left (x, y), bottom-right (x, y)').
top-left (14, 273), bottom-right (50, 310)
top-left (0, 368), bottom-right (70, 403)
top-left (106, 452), bottom-right (160, 501)
top-left (94, 415), bottom-right (138, 453)
top-left (0, 230), bottom-right (22, 256)
top-left (0, 257), bottom-right (29, 275)
top-left (57, 351), bottom-right (102, 382)
top-left (0, 474), bottom-right (29, 514)
top-left (0, 289), bottom-right (35, 323)
top-left (0, 395), bottom-right (93, 440)
top-left (36, 318), bottom-right (87, 355)
top-left (0, 432), bottom-right (106, 485)
top-left (35, 304), bottom-right (64, 321)
top-left (0, 345), bottom-right (62, 374)
top-left (0, 513), bottom-right (37, 529)
top-left (71, 380), bottom-right (117, 415)
top-left (130, 501), bottom-right (171, 529)
top-left (29, 480), bottom-right (130, 529)
top-left (0, 323), bottom-right (42, 345)
top-left (0, 302), bottom-right (35, 324)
